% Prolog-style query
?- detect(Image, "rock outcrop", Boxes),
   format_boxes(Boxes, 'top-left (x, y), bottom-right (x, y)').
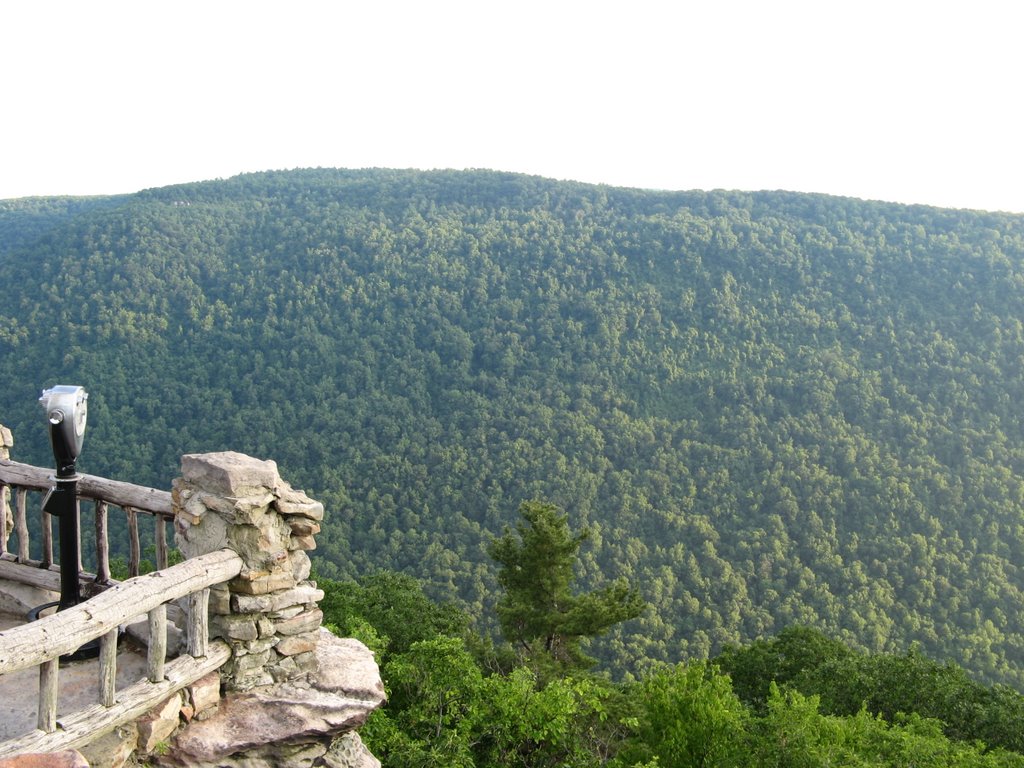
top-left (156, 631), bottom-right (384, 767)
top-left (0, 752), bottom-right (89, 768)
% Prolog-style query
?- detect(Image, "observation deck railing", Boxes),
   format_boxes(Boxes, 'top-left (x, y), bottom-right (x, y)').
top-left (0, 459), bottom-right (243, 756)
top-left (0, 458), bottom-right (175, 583)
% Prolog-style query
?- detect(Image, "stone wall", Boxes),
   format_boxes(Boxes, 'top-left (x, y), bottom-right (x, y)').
top-left (172, 451), bottom-right (328, 690)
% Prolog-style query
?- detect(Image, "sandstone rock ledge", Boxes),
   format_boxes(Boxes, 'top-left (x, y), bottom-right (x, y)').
top-left (156, 630), bottom-right (386, 768)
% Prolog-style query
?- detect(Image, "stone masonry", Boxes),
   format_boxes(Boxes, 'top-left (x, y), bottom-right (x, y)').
top-left (172, 451), bottom-right (327, 690)
top-left (167, 451), bottom-right (384, 767)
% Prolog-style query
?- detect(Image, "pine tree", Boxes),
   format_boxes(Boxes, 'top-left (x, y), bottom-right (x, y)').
top-left (488, 500), bottom-right (645, 673)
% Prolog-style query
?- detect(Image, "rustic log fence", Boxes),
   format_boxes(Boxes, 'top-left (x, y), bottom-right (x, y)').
top-left (0, 458), bottom-right (173, 585)
top-left (0, 548), bottom-right (243, 755)
top-left (0, 455), bottom-right (249, 756)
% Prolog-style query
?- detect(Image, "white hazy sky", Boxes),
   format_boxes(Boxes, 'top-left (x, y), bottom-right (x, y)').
top-left (2, 1), bottom-right (1022, 212)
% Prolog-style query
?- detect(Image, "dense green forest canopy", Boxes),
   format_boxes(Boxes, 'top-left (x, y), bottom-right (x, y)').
top-left (3, 168), bottom-right (1024, 686)
top-left (327, 572), bottom-right (1024, 766)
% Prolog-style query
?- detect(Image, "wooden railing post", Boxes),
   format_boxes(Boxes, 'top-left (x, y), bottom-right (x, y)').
top-left (38, 659), bottom-right (58, 733)
top-left (95, 499), bottom-right (111, 583)
top-left (126, 506), bottom-right (140, 577)
top-left (186, 588), bottom-right (210, 658)
top-left (100, 628), bottom-right (118, 707)
top-left (155, 516), bottom-right (168, 571)
top-left (39, 489), bottom-right (53, 568)
top-left (148, 604), bottom-right (167, 683)
top-left (14, 487), bottom-right (30, 563)
top-left (0, 425), bottom-right (11, 553)
top-left (0, 483), bottom-right (7, 557)
top-left (75, 498), bottom-right (83, 575)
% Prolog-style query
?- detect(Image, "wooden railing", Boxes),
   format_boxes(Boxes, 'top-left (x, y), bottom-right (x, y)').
top-left (0, 458), bottom-right (173, 584)
top-left (0, 458), bottom-right (244, 756)
top-left (0, 548), bottom-right (243, 755)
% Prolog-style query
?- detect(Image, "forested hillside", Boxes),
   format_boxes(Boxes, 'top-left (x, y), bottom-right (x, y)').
top-left (3, 168), bottom-right (1024, 686)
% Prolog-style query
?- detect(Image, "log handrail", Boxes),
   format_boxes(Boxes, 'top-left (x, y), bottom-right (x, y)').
top-left (0, 459), bottom-right (171, 518)
top-left (0, 548), bottom-right (242, 676)
top-left (1, 458), bottom-right (174, 580)
top-left (0, 640), bottom-right (232, 756)
top-left (0, 549), bottom-right (243, 755)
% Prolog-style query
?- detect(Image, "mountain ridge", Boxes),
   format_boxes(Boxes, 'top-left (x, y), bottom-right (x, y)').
top-left (2, 168), bottom-right (1024, 684)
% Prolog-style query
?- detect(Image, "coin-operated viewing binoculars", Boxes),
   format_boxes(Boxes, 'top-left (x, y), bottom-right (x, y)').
top-left (40, 385), bottom-right (88, 478)
top-left (30, 387), bottom-right (95, 657)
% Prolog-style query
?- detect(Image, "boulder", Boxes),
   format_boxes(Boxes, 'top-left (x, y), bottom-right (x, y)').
top-left (320, 732), bottom-right (381, 768)
top-left (158, 632), bottom-right (385, 767)
top-left (0, 751), bottom-right (89, 768)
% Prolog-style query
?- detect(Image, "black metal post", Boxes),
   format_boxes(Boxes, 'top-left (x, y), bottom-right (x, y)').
top-left (47, 470), bottom-right (82, 610)
top-left (29, 385), bottom-right (102, 660)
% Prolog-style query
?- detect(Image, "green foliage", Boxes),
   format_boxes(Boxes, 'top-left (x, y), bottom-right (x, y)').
top-left (489, 500), bottom-right (645, 673)
top-left (807, 646), bottom-right (1024, 755)
top-left (0, 194), bottom-right (126, 256)
top-left (322, 566), bottom-right (1024, 766)
top-left (377, 636), bottom-right (484, 765)
top-left (715, 625), bottom-right (853, 712)
top-left (320, 570), bottom-right (469, 658)
top-left (474, 668), bottom-right (615, 768)
top-left (748, 686), bottom-right (1024, 768)
top-left (717, 626), bottom-right (1024, 756)
top-left (613, 661), bottom-right (750, 768)
top-left (615, 669), bottom-right (1024, 768)
top-left (362, 626), bottom-right (625, 767)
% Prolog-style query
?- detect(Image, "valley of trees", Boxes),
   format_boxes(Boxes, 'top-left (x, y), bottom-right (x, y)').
top-left (3, 168), bottom-right (1024, 698)
top-left (320, 507), bottom-right (1024, 766)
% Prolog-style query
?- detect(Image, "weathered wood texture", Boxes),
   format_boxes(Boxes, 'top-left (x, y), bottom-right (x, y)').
top-left (100, 629), bottom-right (118, 708)
top-left (0, 640), bottom-right (231, 756)
top-left (0, 487), bottom-right (6, 557)
top-left (155, 515), bottom-right (168, 570)
top-left (37, 659), bottom-right (58, 733)
top-left (186, 589), bottom-right (210, 658)
top-left (127, 507), bottom-right (140, 577)
top-left (95, 500), bottom-right (111, 583)
top-left (0, 549), bottom-right (243, 675)
top-left (0, 488), bottom-right (9, 560)
top-left (148, 604), bottom-right (167, 683)
top-left (0, 556), bottom-right (104, 598)
top-left (39, 492), bottom-right (53, 567)
top-left (0, 459), bottom-right (172, 518)
top-left (13, 487), bottom-right (29, 562)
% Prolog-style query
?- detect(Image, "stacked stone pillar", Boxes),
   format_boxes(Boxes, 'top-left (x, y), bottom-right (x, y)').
top-left (172, 451), bottom-right (326, 691)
